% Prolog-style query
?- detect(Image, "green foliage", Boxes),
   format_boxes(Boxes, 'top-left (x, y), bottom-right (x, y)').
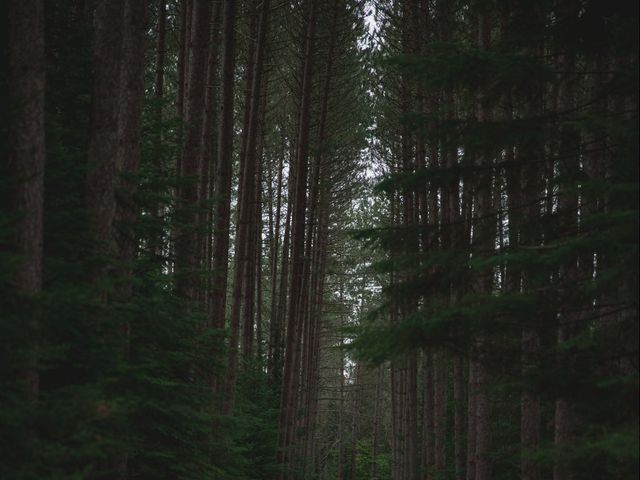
top-left (353, 440), bottom-right (392, 480)
top-left (0, 2), bottom-right (284, 477)
top-left (352, 0), bottom-right (639, 478)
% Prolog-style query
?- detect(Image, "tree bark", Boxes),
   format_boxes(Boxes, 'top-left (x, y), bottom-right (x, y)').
top-left (86, 0), bottom-right (125, 262)
top-left (434, 350), bottom-right (448, 475)
top-left (473, 15), bottom-right (495, 480)
top-left (225, 0), bottom-right (270, 411)
top-left (176, 0), bottom-right (191, 119)
top-left (278, 1), bottom-right (317, 475)
top-left (174, 0), bottom-right (212, 301)
top-left (115, 0), bottom-right (147, 295)
top-left (210, 0), bottom-right (238, 333)
top-left (7, 0), bottom-right (46, 399)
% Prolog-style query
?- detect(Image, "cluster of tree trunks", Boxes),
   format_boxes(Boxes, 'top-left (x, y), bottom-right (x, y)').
top-left (374, 1), bottom-right (635, 479)
top-left (5, 0), bottom-right (636, 479)
top-left (5, 0), bottom-right (365, 476)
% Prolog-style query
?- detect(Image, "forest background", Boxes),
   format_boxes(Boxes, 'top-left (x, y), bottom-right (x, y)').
top-left (1, 0), bottom-right (638, 479)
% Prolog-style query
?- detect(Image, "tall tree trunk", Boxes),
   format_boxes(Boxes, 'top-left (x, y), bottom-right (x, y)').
top-left (423, 350), bottom-right (435, 479)
top-left (201, 0), bottom-right (223, 313)
top-left (371, 366), bottom-right (383, 479)
top-left (473, 13), bottom-right (495, 480)
top-left (86, 0), bottom-right (124, 263)
top-left (254, 156), bottom-right (264, 359)
top-left (176, 0), bottom-right (191, 119)
top-left (278, 1), bottom-right (316, 475)
top-left (154, 1), bottom-right (166, 99)
top-left (434, 350), bottom-right (448, 475)
top-left (226, 0), bottom-right (270, 411)
top-left (467, 359), bottom-right (477, 480)
top-left (454, 356), bottom-right (466, 480)
top-left (210, 0), bottom-right (238, 333)
top-left (7, 0), bottom-right (46, 399)
top-left (149, 0), bottom-right (167, 260)
top-left (115, 0), bottom-right (147, 297)
top-left (268, 143), bottom-right (285, 379)
top-left (553, 41), bottom-right (580, 480)
top-left (517, 41), bottom-right (544, 480)
top-left (174, 0), bottom-right (212, 301)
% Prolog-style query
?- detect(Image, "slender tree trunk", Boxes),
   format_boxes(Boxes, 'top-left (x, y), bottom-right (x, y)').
top-left (149, 0), bottom-right (167, 260)
top-left (517, 42), bottom-right (544, 480)
top-left (433, 350), bottom-right (447, 475)
top-left (348, 365), bottom-right (359, 479)
top-left (338, 312), bottom-right (346, 480)
top-left (210, 0), bottom-right (237, 333)
top-left (423, 350), bottom-right (435, 479)
top-left (371, 366), bottom-right (383, 479)
top-left (226, 0), bottom-right (270, 411)
top-left (467, 359), bottom-right (477, 480)
top-left (268, 144), bottom-right (284, 379)
top-left (154, 1), bottom-right (166, 101)
top-left (274, 183), bottom-right (292, 383)
top-left (454, 355), bottom-right (466, 480)
top-left (201, 0), bottom-right (222, 313)
top-left (473, 15), bottom-right (495, 480)
top-left (278, 1), bottom-right (316, 475)
top-left (174, 0), bottom-right (212, 301)
top-left (554, 47), bottom-right (580, 480)
top-left (176, 0), bottom-right (191, 119)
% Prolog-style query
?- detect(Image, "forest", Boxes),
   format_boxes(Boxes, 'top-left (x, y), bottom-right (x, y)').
top-left (1, 0), bottom-right (638, 479)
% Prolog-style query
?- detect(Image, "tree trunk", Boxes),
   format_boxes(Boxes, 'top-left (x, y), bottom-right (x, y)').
top-left (225, 0), bottom-right (270, 411)
top-left (454, 355), bottom-right (466, 480)
top-left (466, 359), bottom-right (477, 480)
top-left (149, 0), bottom-right (167, 259)
top-left (115, 0), bottom-right (147, 296)
top-left (268, 143), bottom-right (284, 379)
top-left (553, 48), bottom-right (580, 480)
top-left (174, 0), bottom-right (212, 301)
top-left (86, 0), bottom-right (124, 262)
top-left (7, 0), bottom-right (46, 399)
top-left (210, 0), bottom-right (238, 333)
top-left (423, 350), bottom-right (435, 479)
top-left (176, 0), bottom-right (191, 119)
top-left (154, 0), bottom-right (166, 101)
top-left (371, 366), bottom-right (383, 479)
top-left (434, 350), bottom-right (447, 476)
top-left (278, 1), bottom-right (316, 475)
top-left (472, 14), bottom-right (495, 480)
